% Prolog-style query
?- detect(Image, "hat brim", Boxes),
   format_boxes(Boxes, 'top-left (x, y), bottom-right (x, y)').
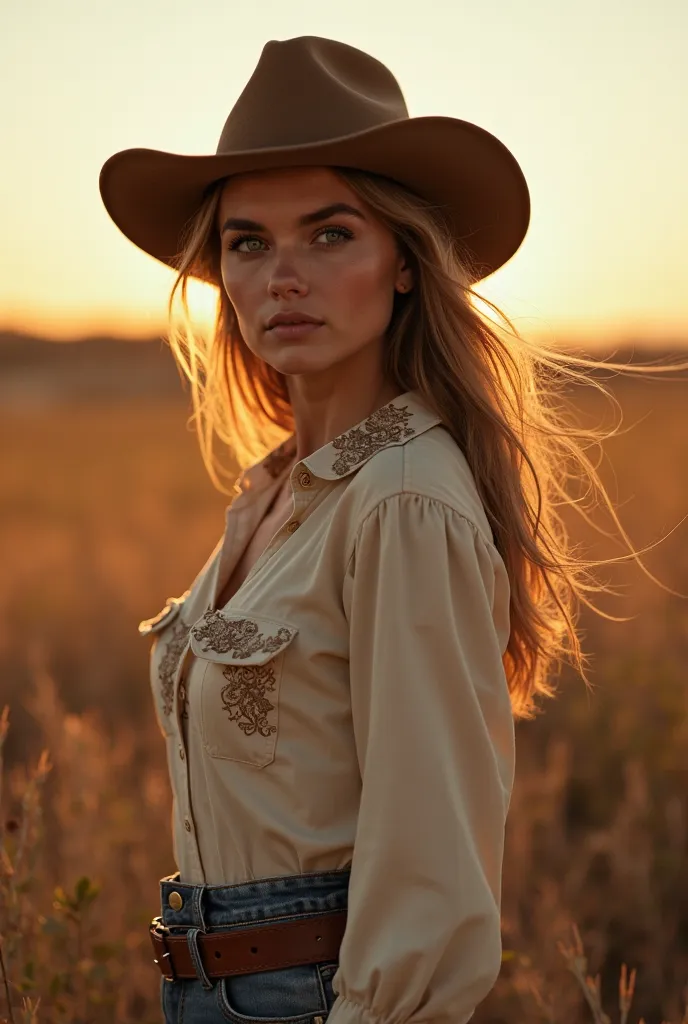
top-left (99, 115), bottom-right (530, 284)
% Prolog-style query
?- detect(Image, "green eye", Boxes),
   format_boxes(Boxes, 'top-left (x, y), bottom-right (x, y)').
top-left (226, 224), bottom-right (354, 253)
top-left (233, 236), bottom-right (264, 252)
top-left (227, 236), bottom-right (266, 253)
top-left (315, 225), bottom-right (352, 244)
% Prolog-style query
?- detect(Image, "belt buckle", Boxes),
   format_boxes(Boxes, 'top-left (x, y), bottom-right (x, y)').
top-left (150, 915), bottom-right (177, 983)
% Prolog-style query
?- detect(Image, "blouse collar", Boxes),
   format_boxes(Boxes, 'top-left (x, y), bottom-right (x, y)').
top-left (234, 388), bottom-right (442, 496)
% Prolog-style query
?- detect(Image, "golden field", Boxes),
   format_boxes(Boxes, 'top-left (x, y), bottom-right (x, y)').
top-left (1, 364), bottom-right (687, 1023)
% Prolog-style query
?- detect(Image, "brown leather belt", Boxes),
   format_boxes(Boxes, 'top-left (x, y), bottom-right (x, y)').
top-left (150, 909), bottom-right (347, 981)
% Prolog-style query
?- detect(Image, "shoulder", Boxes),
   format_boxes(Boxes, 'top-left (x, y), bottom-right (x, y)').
top-left (345, 423), bottom-right (494, 546)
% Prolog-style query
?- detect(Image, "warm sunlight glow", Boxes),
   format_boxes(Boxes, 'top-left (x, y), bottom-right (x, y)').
top-left (2, 1), bottom-right (686, 348)
top-left (180, 279), bottom-right (221, 335)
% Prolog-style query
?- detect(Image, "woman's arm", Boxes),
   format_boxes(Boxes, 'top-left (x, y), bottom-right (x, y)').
top-left (330, 492), bottom-right (515, 1024)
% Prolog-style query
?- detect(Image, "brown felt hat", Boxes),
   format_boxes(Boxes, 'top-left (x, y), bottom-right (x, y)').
top-left (99, 35), bottom-right (531, 284)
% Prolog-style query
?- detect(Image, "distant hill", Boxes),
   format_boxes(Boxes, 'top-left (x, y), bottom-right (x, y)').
top-left (1, 329), bottom-right (686, 408)
top-left (0, 330), bottom-right (187, 405)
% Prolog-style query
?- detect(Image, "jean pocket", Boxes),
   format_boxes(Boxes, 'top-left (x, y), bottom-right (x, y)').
top-left (190, 609), bottom-right (299, 768)
top-left (316, 961), bottom-right (340, 1013)
top-left (216, 961), bottom-right (331, 1024)
top-left (160, 974), bottom-right (182, 1024)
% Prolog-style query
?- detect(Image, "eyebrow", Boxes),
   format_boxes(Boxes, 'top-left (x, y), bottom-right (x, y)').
top-left (220, 202), bottom-right (366, 236)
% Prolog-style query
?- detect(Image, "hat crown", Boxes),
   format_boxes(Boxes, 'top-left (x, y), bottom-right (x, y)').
top-left (216, 36), bottom-right (410, 155)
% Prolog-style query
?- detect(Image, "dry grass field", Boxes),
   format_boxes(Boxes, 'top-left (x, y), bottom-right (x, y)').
top-left (1, 369), bottom-right (687, 1023)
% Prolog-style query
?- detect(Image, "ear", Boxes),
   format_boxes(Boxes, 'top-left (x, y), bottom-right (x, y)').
top-left (394, 259), bottom-right (414, 294)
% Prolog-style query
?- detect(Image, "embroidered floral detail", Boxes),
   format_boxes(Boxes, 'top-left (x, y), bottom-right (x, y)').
top-left (262, 439), bottom-right (296, 479)
top-left (178, 678), bottom-right (189, 721)
top-left (190, 611), bottom-right (294, 659)
top-left (219, 664), bottom-right (277, 737)
top-left (330, 404), bottom-right (416, 475)
top-left (158, 619), bottom-right (191, 716)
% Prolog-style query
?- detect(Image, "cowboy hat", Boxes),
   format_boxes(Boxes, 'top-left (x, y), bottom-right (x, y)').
top-left (99, 35), bottom-right (530, 284)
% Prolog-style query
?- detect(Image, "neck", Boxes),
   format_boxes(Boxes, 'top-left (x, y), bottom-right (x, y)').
top-left (284, 344), bottom-right (402, 465)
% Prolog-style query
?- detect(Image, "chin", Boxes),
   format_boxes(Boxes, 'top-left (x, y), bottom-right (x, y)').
top-left (267, 346), bottom-right (342, 376)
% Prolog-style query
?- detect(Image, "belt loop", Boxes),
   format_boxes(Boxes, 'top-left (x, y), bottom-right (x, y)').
top-left (192, 883), bottom-right (208, 932)
top-left (187, 927), bottom-right (214, 989)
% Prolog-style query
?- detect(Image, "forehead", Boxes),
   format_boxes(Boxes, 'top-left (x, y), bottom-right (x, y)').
top-left (216, 166), bottom-right (359, 222)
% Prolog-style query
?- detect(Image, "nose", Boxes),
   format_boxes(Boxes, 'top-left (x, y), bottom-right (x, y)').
top-left (268, 257), bottom-right (308, 300)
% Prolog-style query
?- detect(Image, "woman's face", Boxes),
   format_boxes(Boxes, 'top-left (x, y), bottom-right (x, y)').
top-left (216, 166), bottom-right (412, 378)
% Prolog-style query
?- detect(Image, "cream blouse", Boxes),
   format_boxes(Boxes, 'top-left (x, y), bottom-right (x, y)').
top-left (139, 388), bottom-right (515, 1024)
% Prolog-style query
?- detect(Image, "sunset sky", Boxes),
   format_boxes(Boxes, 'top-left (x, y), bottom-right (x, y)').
top-left (2, 0), bottom-right (686, 347)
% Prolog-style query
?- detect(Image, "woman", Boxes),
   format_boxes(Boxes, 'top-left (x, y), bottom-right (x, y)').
top-left (99, 35), bottom-right (632, 1024)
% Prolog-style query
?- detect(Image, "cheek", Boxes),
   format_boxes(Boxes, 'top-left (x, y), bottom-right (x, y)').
top-left (220, 265), bottom-right (259, 331)
top-left (333, 253), bottom-right (395, 327)
top-left (220, 262), bottom-right (245, 304)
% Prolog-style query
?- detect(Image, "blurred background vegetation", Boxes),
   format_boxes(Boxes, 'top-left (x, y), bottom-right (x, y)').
top-left (1, 333), bottom-right (687, 1022)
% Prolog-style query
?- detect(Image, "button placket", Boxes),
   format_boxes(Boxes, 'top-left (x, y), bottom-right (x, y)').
top-left (239, 479), bottom-right (321, 590)
top-left (282, 473), bottom-right (322, 536)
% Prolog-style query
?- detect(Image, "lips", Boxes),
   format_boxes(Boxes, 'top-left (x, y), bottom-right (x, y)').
top-left (266, 313), bottom-right (323, 330)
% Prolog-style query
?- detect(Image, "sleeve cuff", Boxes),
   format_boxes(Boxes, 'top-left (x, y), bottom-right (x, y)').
top-left (326, 994), bottom-right (475, 1024)
top-left (326, 995), bottom-right (381, 1024)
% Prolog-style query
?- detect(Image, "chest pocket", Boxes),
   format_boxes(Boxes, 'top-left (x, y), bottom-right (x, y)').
top-left (188, 607), bottom-right (298, 767)
top-left (139, 592), bottom-right (191, 737)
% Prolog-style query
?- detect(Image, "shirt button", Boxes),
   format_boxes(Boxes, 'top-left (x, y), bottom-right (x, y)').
top-left (179, 748), bottom-right (185, 760)
top-left (286, 520), bottom-right (300, 534)
top-left (168, 891), bottom-right (183, 911)
top-left (298, 470), bottom-right (312, 488)
top-left (184, 818), bottom-right (192, 832)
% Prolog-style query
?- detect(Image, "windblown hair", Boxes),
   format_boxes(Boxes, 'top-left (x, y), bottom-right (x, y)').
top-left (164, 166), bottom-right (681, 719)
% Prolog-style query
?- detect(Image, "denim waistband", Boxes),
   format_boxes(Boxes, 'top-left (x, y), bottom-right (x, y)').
top-left (159, 867), bottom-right (352, 933)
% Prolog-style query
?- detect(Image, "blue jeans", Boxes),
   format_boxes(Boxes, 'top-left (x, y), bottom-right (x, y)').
top-left (158, 866), bottom-right (351, 1024)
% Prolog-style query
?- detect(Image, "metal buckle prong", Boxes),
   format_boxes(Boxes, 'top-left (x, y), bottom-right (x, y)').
top-left (151, 916), bottom-right (177, 982)
top-left (160, 946), bottom-right (176, 983)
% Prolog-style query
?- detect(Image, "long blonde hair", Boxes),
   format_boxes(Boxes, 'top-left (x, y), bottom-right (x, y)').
top-left (164, 166), bottom-right (684, 719)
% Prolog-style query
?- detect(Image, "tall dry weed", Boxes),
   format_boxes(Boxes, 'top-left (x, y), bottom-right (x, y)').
top-left (1, 380), bottom-right (687, 1022)
top-left (2, 655), bottom-right (688, 1022)
top-left (0, 648), bottom-right (171, 1023)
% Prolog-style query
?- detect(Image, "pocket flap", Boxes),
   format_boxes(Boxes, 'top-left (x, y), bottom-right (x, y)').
top-left (138, 590), bottom-right (190, 636)
top-left (189, 608), bottom-right (298, 665)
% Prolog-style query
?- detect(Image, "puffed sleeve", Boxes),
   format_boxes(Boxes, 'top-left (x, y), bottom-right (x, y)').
top-left (331, 493), bottom-right (515, 1024)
